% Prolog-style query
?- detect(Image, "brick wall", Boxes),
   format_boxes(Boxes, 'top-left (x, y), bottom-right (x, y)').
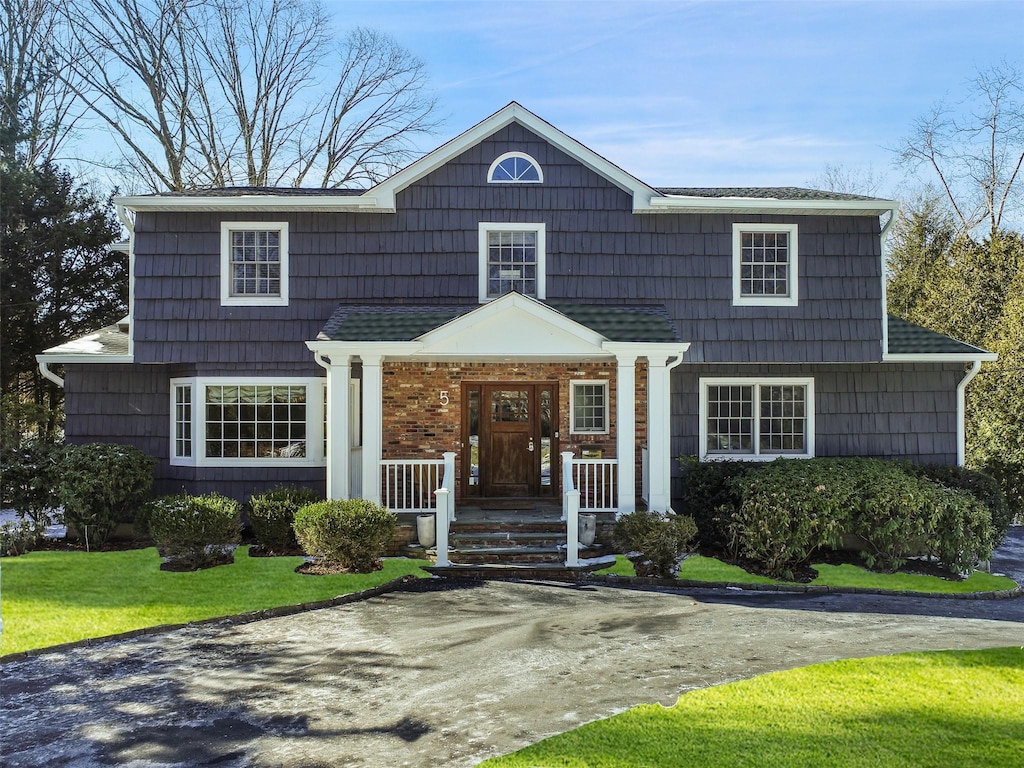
top-left (380, 360), bottom-right (649, 500)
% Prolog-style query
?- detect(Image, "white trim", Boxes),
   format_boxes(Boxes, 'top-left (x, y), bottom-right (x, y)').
top-left (883, 353), bottom-right (997, 363)
top-left (478, 222), bottom-right (546, 302)
top-left (116, 203), bottom-right (136, 357)
top-left (117, 194), bottom-right (382, 213)
top-left (699, 377), bottom-right (815, 461)
top-left (36, 353), bottom-right (134, 364)
top-left (169, 379), bottom-right (195, 467)
top-left (220, 222), bottom-right (289, 307)
top-left (170, 376), bottom-right (326, 467)
top-left (732, 223), bottom-right (799, 307)
top-left (648, 195), bottom-right (900, 217)
top-left (569, 380), bottom-right (610, 435)
top-left (487, 151), bottom-right (543, 183)
top-left (879, 210), bottom-right (897, 359)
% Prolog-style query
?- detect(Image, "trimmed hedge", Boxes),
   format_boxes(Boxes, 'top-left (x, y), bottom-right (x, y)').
top-left (678, 456), bottom-right (999, 579)
top-left (293, 500), bottom-right (396, 573)
top-left (248, 486), bottom-right (322, 553)
top-left (148, 493), bottom-right (242, 569)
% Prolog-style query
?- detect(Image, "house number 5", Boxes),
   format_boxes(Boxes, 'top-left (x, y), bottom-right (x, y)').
top-left (439, 390), bottom-right (450, 406)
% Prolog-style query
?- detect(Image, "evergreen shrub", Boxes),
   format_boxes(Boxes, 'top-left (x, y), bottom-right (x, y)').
top-left (613, 509), bottom-right (698, 578)
top-left (148, 493), bottom-right (242, 569)
top-left (248, 486), bottom-right (322, 553)
top-left (293, 500), bottom-right (396, 573)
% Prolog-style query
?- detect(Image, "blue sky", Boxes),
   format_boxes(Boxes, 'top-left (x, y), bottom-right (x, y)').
top-left (332, 0), bottom-right (1024, 196)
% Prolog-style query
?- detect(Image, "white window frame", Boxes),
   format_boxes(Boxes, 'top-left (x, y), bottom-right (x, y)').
top-left (732, 223), bottom-right (799, 307)
top-left (570, 380), bottom-right (610, 435)
top-left (220, 222), bottom-right (289, 307)
top-left (478, 222), bottom-right (546, 302)
top-left (170, 379), bottom-right (195, 465)
top-left (170, 376), bottom-right (325, 467)
top-left (487, 151), bottom-right (543, 183)
top-left (699, 377), bottom-right (815, 461)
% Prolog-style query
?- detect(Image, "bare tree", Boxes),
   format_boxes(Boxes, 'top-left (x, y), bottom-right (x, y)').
top-left (58, 0), bottom-right (438, 191)
top-left (807, 163), bottom-right (886, 198)
top-left (897, 61), bottom-right (1024, 237)
top-left (0, 0), bottom-right (87, 165)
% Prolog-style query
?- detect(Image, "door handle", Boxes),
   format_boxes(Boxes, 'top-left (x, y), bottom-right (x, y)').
top-left (528, 438), bottom-right (535, 452)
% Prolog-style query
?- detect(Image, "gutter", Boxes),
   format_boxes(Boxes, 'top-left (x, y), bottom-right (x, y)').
top-left (956, 360), bottom-right (982, 467)
top-left (117, 202), bottom-right (136, 358)
top-left (37, 358), bottom-right (64, 388)
top-left (879, 207), bottom-right (898, 359)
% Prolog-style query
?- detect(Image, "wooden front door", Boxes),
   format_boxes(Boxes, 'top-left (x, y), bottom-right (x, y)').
top-left (463, 382), bottom-right (558, 499)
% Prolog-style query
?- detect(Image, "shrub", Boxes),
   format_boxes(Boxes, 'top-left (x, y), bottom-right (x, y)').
top-left (974, 459), bottom-right (1023, 529)
top-left (728, 458), bottom-right (857, 579)
top-left (293, 500), bottom-right (396, 573)
top-left (0, 442), bottom-right (62, 526)
top-left (613, 509), bottom-right (698, 578)
top-left (248, 486), bottom-right (322, 553)
top-left (57, 443), bottom-right (155, 548)
top-left (148, 493), bottom-right (242, 569)
top-left (926, 489), bottom-right (994, 574)
top-left (676, 456), bottom-right (754, 555)
top-left (908, 463), bottom-right (1011, 549)
top-left (0, 519), bottom-right (47, 557)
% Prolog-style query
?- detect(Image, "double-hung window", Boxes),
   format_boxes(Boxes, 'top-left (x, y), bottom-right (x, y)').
top-left (571, 381), bottom-right (609, 434)
top-left (170, 377), bottom-right (324, 466)
top-left (732, 223), bottom-right (798, 306)
top-left (700, 377), bottom-right (814, 460)
top-left (478, 222), bottom-right (546, 301)
top-left (220, 222), bottom-right (289, 306)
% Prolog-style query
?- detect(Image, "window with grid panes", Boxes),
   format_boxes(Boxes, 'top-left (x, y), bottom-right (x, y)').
top-left (702, 378), bottom-right (813, 459)
top-left (220, 222), bottom-right (288, 306)
top-left (572, 381), bottom-right (608, 434)
top-left (732, 223), bottom-right (798, 306)
top-left (478, 223), bottom-right (545, 301)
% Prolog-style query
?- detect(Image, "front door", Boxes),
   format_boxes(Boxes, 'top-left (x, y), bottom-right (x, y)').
top-left (463, 382), bottom-right (558, 498)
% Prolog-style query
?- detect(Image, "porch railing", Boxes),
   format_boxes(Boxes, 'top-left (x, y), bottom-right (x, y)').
top-left (561, 451), bottom-right (581, 567)
top-left (434, 452), bottom-right (456, 568)
top-left (381, 459), bottom-right (445, 512)
top-left (573, 458), bottom-right (618, 512)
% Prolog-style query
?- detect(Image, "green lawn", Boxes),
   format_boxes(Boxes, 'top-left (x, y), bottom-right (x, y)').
top-left (596, 555), bottom-right (1018, 593)
top-left (480, 647), bottom-right (1024, 768)
top-left (0, 547), bottom-right (431, 656)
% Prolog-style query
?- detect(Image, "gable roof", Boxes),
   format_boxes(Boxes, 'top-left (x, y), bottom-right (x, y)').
top-left (319, 299), bottom-right (680, 344)
top-left (885, 315), bottom-right (995, 360)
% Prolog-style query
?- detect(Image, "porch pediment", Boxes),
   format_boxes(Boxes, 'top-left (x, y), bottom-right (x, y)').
top-left (415, 293), bottom-right (606, 358)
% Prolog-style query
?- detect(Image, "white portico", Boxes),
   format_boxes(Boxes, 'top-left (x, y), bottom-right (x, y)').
top-left (307, 293), bottom-right (688, 517)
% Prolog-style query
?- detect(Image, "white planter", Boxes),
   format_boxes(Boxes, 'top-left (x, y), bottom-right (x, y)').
top-left (417, 514), bottom-right (436, 548)
top-left (579, 514), bottom-right (597, 546)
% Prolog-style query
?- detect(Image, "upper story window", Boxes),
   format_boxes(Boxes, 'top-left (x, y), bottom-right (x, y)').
top-left (220, 222), bottom-right (289, 306)
top-left (732, 223), bottom-right (798, 307)
top-left (699, 377), bottom-right (815, 461)
top-left (488, 152), bottom-right (543, 183)
top-left (478, 222), bottom-right (546, 301)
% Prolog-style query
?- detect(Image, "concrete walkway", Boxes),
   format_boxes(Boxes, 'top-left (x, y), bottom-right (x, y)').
top-left (2, 528), bottom-right (1022, 768)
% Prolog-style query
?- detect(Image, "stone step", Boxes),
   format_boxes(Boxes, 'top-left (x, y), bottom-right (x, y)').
top-left (450, 531), bottom-right (566, 548)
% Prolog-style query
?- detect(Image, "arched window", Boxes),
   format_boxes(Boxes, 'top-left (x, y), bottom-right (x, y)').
top-left (487, 152), bottom-right (543, 183)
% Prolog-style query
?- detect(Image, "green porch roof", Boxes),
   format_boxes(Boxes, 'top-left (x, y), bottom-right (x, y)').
top-left (887, 315), bottom-right (993, 357)
top-left (320, 301), bottom-right (680, 343)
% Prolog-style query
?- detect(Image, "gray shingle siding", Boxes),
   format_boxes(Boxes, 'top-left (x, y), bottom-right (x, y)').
top-left (131, 123), bottom-right (884, 367)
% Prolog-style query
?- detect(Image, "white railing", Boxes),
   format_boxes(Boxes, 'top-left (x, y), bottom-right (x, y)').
top-left (641, 445), bottom-right (649, 505)
top-left (573, 458), bottom-right (619, 512)
top-left (561, 451), bottom-right (581, 567)
top-left (381, 458), bottom-right (445, 512)
top-left (434, 452), bottom-right (456, 567)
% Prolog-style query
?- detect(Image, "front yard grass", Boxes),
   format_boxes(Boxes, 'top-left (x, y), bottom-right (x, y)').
top-left (0, 547), bottom-right (431, 656)
top-left (596, 555), bottom-right (1018, 593)
top-left (480, 647), bottom-right (1024, 768)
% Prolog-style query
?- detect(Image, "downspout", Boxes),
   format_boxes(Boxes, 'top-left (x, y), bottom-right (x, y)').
top-left (956, 360), bottom-right (982, 467)
top-left (664, 350), bottom-right (687, 513)
top-left (117, 203), bottom-right (136, 358)
top-left (878, 207), bottom-right (898, 358)
top-left (37, 359), bottom-right (64, 388)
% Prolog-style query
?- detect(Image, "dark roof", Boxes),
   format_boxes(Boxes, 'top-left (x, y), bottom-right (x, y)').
top-left (656, 187), bottom-right (888, 202)
top-left (320, 301), bottom-right (680, 344)
top-left (887, 316), bottom-right (993, 356)
top-left (41, 319), bottom-right (130, 356)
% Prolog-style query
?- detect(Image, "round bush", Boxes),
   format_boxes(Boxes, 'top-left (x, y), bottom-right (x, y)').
top-left (613, 509), bottom-right (698, 578)
top-left (293, 500), bottom-right (396, 573)
top-left (148, 493), bottom-right (242, 569)
top-left (248, 487), bottom-right (322, 554)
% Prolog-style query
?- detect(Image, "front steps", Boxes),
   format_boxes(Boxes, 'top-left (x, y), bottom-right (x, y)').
top-left (402, 506), bottom-right (615, 567)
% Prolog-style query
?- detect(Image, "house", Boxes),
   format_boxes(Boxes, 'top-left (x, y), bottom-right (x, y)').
top-left (37, 103), bottom-right (994, 558)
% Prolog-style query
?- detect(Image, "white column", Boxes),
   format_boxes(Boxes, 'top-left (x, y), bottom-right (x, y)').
top-left (360, 353), bottom-right (384, 505)
top-left (615, 352), bottom-right (638, 517)
top-left (647, 356), bottom-right (673, 513)
top-left (325, 354), bottom-right (351, 500)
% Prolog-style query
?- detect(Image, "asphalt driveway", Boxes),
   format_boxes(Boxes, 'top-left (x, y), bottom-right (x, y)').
top-left (3, 562), bottom-right (1022, 768)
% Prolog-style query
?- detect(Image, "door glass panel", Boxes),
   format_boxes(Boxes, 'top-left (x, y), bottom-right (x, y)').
top-left (540, 387), bottom-right (552, 486)
top-left (468, 389), bottom-right (480, 486)
top-left (492, 390), bottom-right (529, 422)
